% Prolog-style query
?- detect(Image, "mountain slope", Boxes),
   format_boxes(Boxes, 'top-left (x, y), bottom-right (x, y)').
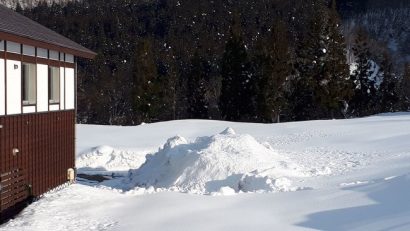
top-left (0, 0), bottom-right (72, 8)
top-left (343, 4), bottom-right (410, 63)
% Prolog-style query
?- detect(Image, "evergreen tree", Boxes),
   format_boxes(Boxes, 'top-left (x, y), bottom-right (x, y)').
top-left (320, 0), bottom-right (353, 118)
top-left (132, 38), bottom-right (161, 123)
top-left (350, 27), bottom-right (377, 116)
top-left (160, 54), bottom-right (179, 121)
top-left (400, 63), bottom-right (410, 110)
top-left (289, 0), bottom-right (353, 120)
top-left (257, 19), bottom-right (291, 123)
top-left (187, 53), bottom-right (209, 119)
top-left (82, 53), bottom-right (133, 125)
top-left (220, 17), bottom-right (256, 121)
top-left (378, 52), bottom-right (399, 112)
top-left (292, 0), bottom-right (328, 120)
top-left (206, 75), bottom-right (222, 120)
top-left (15, 3), bottom-right (23, 13)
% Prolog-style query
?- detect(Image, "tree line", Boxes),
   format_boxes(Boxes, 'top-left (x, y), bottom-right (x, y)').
top-left (17, 0), bottom-right (410, 125)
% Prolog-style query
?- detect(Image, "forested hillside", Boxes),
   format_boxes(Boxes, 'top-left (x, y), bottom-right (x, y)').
top-left (341, 1), bottom-right (410, 65)
top-left (0, 0), bottom-right (71, 8)
top-left (337, 0), bottom-right (409, 18)
top-left (8, 0), bottom-right (410, 125)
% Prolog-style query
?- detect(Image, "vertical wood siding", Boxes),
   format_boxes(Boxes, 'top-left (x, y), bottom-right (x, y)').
top-left (0, 110), bottom-right (75, 220)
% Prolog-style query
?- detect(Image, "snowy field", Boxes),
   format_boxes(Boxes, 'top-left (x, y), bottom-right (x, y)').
top-left (1, 113), bottom-right (410, 230)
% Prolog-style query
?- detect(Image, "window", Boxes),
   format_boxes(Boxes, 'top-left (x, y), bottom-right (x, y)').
top-left (22, 63), bottom-right (36, 105)
top-left (49, 66), bottom-right (60, 104)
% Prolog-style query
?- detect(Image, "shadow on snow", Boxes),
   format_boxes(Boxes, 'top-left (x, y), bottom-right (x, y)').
top-left (297, 174), bottom-right (410, 230)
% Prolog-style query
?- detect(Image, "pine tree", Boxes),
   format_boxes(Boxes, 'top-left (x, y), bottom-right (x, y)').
top-left (257, 19), bottom-right (291, 123)
top-left (132, 38), bottom-right (161, 123)
top-left (320, 0), bottom-right (353, 118)
top-left (292, 0), bottom-right (328, 120)
top-left (378, 52), bottom-right (399, 112)
top-left (187, 53), bottom-right (209, 119)
top-left (160, 54), bottom-right (179, 121)
top-left (15, 3), bottom-right (23, 13)
top-left (400, 63), bottom-right (410, 110)
top-left (290, 0), bottom-right (353, 120)
top-left (219, 17), bottom-right (255, 121)
top-left (350, 27), bottom-right (377, 116)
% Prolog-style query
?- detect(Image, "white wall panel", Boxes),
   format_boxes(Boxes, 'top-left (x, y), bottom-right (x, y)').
top-left (37, 64), bottom-right (48, 112)
top-left (23, 106), bottom-right (36, 113)
top-left (23, 45), bottom-right (35, 56)
top-left (60, 67), bottom-right (65, 110)
top-left (7, 41), bottom-right (21, 54)
top-left (0, 59), bottom-right (4, 115)
top-left (65, 68), bottom-right (75, 110)
top-left (49, 104), bottom-right (59, 111)
top-left (6, 60), bottom-right (21, 114)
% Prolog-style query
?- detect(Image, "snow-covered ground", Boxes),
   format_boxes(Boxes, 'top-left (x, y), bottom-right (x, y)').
top-left (2, 113), bottom-right (410, 230)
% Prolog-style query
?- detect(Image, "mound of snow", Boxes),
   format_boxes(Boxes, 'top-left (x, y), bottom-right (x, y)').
top-left (210, 186), bottom-right (237, 196)
top-left (77, 145), bottom-right (146, 172)
top-left (126, 128), bottom-right (307, 194)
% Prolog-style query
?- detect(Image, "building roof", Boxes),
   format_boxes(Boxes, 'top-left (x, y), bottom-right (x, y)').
top-left (0, 5), bottom-right (95, 59)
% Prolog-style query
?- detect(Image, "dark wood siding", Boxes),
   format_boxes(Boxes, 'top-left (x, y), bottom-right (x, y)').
top-left (0, 111), bottom-right (75, 220)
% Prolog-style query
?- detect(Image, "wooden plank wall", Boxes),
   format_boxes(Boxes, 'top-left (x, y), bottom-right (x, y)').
top-left (0, 110), bottom-right (75, 219)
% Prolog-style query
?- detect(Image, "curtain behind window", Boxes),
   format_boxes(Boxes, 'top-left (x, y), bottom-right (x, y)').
top-left (22, 63), bottom-right (36, 105)
top-left (49, 66), bottom-right (60, 103)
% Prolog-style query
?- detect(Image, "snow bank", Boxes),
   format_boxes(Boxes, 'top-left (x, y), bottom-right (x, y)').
top-left (77, 145), bottom-right (146, 172)
top-left (126, 128), bottom-right (306, 194)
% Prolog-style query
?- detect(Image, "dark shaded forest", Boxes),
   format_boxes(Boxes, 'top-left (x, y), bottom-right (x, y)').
top-left (16, 0), bottom-right (410, 125)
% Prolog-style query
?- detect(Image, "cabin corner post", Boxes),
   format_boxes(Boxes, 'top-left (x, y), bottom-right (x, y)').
top-left (74, 58), bottom-right (78, 171)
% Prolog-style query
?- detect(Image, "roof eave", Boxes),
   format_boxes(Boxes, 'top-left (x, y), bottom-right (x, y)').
top-left (0, 31), bottom-right (96, 59)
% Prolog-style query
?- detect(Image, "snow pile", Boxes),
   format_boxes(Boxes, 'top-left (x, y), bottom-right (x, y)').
top-left (77, 145), bottom-right (146, 172)
top-left (126, 128), bottom-right (307, 194)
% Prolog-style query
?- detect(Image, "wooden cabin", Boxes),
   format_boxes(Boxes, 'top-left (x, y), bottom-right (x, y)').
top-left (0, 5), bottom-right (95, 221)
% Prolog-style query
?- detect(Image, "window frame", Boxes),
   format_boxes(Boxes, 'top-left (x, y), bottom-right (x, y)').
top-left (48, 66), bottom-right (60, 105)
top-left (21, 62), bottom-right (37, 106)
